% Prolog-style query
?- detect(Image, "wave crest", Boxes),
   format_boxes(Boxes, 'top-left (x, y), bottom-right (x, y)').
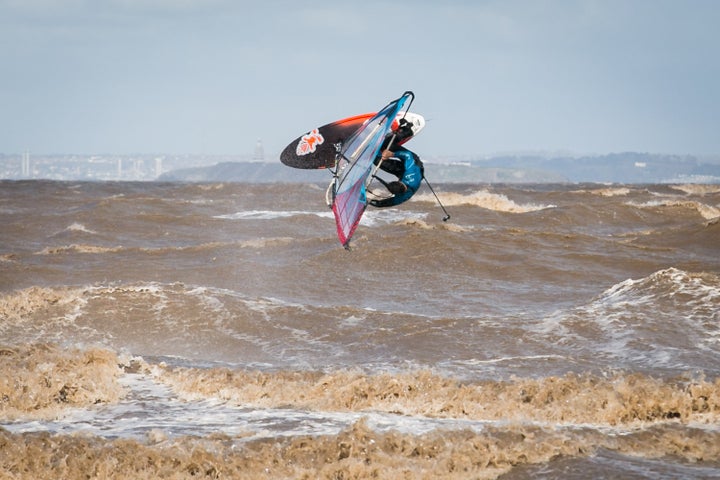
top-left (38, 244), bottom-right (124, 255)
top-left (2, 419), bottom-right (717, 480)
top-left (671, 184), bottom-right (720, 195)
top-left (154, 365), bottom-right (720, 427)
top-left (414, 190), bottom-right (555, 213)
top-left (0, 343), bottom-right (124, 420)
top-left (628, 199), bottom-right (720, 220)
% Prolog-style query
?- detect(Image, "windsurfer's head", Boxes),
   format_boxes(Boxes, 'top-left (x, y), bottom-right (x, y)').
top-left (394, 119), bottom-right (414, 143)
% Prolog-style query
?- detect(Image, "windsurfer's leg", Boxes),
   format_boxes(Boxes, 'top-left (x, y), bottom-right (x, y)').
top-left (325, 179), bottom-right (335, 208)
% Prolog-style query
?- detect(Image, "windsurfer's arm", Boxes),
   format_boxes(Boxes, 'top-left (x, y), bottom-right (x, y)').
top-left (372, 175), bottom-right (407, 196)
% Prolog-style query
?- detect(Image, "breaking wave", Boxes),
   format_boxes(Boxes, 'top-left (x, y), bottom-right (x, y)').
top-left (627, 198), bottom-right (720, 220)
top-left (215, 210), bottom-right (332, 220)
top-left (671, 184), bottom-right (720, 195)
top-left (538, 268), bottom-right (720, 372)
top-left (413, 190), bottom-right (555, 213)
top-left (154, 364), bottom-right (720, 427)
top-left (2, 420), bottom-right (718, 480)
top-left (0, 344), bottom-right (124, 420)
top-left (34, 239), bottom-right (295, 256)
top-left (2, 343), bottom-right (720, 479)
top-left (37, 244), bottom-right (125, 255)
top-left (571, 187), bottom-right (632, 196)
top-left (62, 222), bottom-right (97, 235)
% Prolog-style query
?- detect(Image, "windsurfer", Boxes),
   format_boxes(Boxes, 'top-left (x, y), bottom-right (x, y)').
top-left (369, 117), bottom-right (424, 208)
top-left (369, 145), bottom-right (424, 208)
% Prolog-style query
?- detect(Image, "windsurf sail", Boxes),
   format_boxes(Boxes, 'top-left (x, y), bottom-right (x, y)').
top-left (330, 91), bottom-right (414, 248)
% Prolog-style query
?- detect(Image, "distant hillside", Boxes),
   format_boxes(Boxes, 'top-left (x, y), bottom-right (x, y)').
top-left (158, 161), bottom-right (566, 183)
top-left (473, 152), bottom-right (720, 183)
top-left (158, 162), bottom-right (324, 183)
top-left (158, 153), bottom-right (720, 184)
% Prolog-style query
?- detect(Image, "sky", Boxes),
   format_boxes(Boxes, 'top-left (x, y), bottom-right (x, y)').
top-left (1, 0), bottom-right (719, 158)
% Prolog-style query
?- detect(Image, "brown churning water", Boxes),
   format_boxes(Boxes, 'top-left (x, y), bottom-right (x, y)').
top-left (1, 180), bottom-right (719, 479)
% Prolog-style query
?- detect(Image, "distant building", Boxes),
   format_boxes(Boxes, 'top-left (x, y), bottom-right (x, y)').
top-left (21, 151), bottom-right (30, 177)
top-left (253, 139), bottom-right (264, 161)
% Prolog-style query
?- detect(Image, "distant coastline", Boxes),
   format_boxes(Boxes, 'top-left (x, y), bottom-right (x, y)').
top-left (2, 152), bottom-right (719, 184)
top-left (160, 152), bottom-right (720, 184)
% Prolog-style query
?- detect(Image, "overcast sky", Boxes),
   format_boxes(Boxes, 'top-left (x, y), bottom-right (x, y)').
top-left (1, 0), bottom-right (718, 158)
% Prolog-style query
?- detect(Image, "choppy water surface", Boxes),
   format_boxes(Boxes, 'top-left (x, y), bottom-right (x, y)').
top-left (1, 180), bottom-right (719, 479)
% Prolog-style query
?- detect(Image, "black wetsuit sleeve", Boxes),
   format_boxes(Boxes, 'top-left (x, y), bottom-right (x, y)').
top-left (378, 158), bottom-right (405, 177)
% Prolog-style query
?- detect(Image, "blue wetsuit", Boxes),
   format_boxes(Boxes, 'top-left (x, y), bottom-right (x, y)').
top-left (369, 146), bottom-right (424, 208)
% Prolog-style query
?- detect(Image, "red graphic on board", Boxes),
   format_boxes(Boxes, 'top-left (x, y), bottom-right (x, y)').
top-left (296, 128), bottom-right (324, 156)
